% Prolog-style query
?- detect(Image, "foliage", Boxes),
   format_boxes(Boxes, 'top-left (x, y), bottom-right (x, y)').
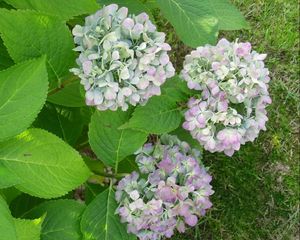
top-left (171, 0), bottom-right (299, 239)
top-left (0, 0), bottom-right (289, 240)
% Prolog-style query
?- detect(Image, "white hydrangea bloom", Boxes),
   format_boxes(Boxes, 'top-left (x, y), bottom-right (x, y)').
top-left (70, 4), bottom-right (175, 111)
top-left (181, 38), bottom-right (271, 156)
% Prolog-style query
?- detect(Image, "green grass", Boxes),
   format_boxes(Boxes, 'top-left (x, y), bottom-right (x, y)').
top-left (168, 0), bottom-right (299, 239)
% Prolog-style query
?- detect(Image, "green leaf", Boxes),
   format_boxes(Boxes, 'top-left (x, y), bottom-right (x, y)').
top-left (0, 162), bottom-right (21, 189)
top-left (0, 37), bottom-right (13, 70)
top-left (84, 183), bottom-right (107, 205)
top-left (0, 196), bottom-right (17, 240)
top-left (157, 0), bottom-right (219, 47)
top-left (157, 0), bottom-right (248, 47)
top-left (161, 76), bottom-right (190, 102)
top-left (0, 128), bottom-right (91, 199)
top-left (0, 9), bottom-right (75, 89)
top-left (14, 218), bottom-right (43, 240)
top-left (207, 0), bottom-right (249, 30)
top-left (33, 103), bottom-right (84, 146)
top-left (4, 0), bottom-right (98, 20)
top-left (0, 0), bottom-right (13, 9)
top-left (89, 110), bottom-right (147, 168)
top-left (47, 80), bottom-right (86, 107)
top-left (117, 155), bottom-right (139, 174)
top-left (82, 156), bottom-right (105, 175)
top-left (0, 57), bottom-right (48, 141)
top-left (81, 186), bottom-right (135, 240)
top-left (67, 15), bottom-right (85, 29)
top-left (24, 200), bottom-right (85, 240)
top-left (0, 188), bottom-right (21, 205)
top-left (121, 96), bottom-right (182, 134)
top-left (10, 194), bottom-right (45, 218)
top-left (144, 0), bottom-right (159, 10)
top-left (171, 125), bottom-right (203, 152)
top-left (98, 0), bottom-right (152, 15)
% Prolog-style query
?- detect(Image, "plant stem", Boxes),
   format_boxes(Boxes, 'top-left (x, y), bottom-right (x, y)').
top-left (82, 154), bottom-right (128, 179)
top-left (94, 172), bottom-right (127, 179)
top-left (48, 75), bottom-right (79, 96)
top-left (77, 140), bottom-right (90, 150)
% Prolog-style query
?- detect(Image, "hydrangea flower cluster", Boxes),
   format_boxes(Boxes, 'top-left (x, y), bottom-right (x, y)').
top-left (70, 4), bottom-right (175, 111)
top-left (181, 38), bottom-right (272, 156)
top-left (116, 135), bottom-right (214, 240)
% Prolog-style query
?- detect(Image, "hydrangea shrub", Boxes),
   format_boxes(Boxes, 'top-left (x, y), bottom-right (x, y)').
top-left (0, 1), bottom-right (268, 240)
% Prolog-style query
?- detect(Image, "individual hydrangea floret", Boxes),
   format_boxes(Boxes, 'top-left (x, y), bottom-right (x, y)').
top-left (70, 4), bottom-right (175, 111)
top-left (181, 38), bottom-right (272, 156)
top-left (116, 135), bottom-right (214, 240)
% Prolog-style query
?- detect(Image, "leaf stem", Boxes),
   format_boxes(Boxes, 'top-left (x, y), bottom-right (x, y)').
top-left (47, 74), bottom-right (79, 96)
top-left (82, 155), bottom-right (127, 179)
top-left (95, 172), bottom-right (127, 179)
top-left (77, 140), bottom-right (90, 150)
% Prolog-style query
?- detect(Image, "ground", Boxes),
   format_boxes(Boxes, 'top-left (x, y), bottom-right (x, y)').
top-left (166, 0), bottom-right (299, 239)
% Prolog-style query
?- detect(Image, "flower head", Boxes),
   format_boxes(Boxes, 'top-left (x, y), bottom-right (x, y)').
top-left (181, 38), bottom-right (271, 156)
top-left (116, 135), bottom-right (214, 239)
top-left (70, 4), bottom-right (175, 111)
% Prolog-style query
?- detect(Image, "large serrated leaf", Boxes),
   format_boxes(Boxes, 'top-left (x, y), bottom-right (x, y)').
top-left (14, 218), bottom-right (43, 240)
top-left (84, 182), bottom-right (107, 205)
top-left (4, 0), bottom-right (98, 20)
top-left (81, 186), bottom-right (135, 240)
top-left (171, 125), bottom-right (203, 152)
top-left (0, 57), bottom-right (48, 141)
top-left (207, 0), bottom-right (249, 30)
top-left (0, 162), bottom-right (21, 189)
top-left (0, 37), bottom-right (13, 70)
top-left (0, 128), bottom-right (91, 199)
top-left (0, 9), bottom-right (75, 89)
top-left (0, 188), bottom-right (21, 205)
top-left (24, 200), bottom-right (85, 240)
top-left (33, 103), bottom-right (84, 146)
top-left (89, 110), bottom-right (147, 168)
top-left (157, 0), bottom-right (248, 47)
top-left (98, 0), bottom-right (152, 15)
top-left (121, 96), bottom-right (182, 134)
top-left (157, 0), bottom-right (218, 47)
top-left (0, 0), bottom-right (13, 9)
top-left (10, 194), bottom-right (45, 218)
top-left (161, 75), bottom-right (191, 103)
top-left (47, 80), bottom-right (86, 107)
top-left (0, 196), bottom-right (17, 240)
top-left (144, 0), bottom-right (159, 10)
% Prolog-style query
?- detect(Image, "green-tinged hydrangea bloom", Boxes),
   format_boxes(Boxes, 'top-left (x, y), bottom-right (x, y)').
top-left (70, 4), bottom-right (175, 111)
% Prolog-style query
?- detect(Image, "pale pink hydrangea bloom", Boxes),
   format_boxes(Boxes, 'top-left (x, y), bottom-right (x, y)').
top-left (116, 135), bottom-right (214, 240)
top-left (181, 38), bottom-right (271, 156)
